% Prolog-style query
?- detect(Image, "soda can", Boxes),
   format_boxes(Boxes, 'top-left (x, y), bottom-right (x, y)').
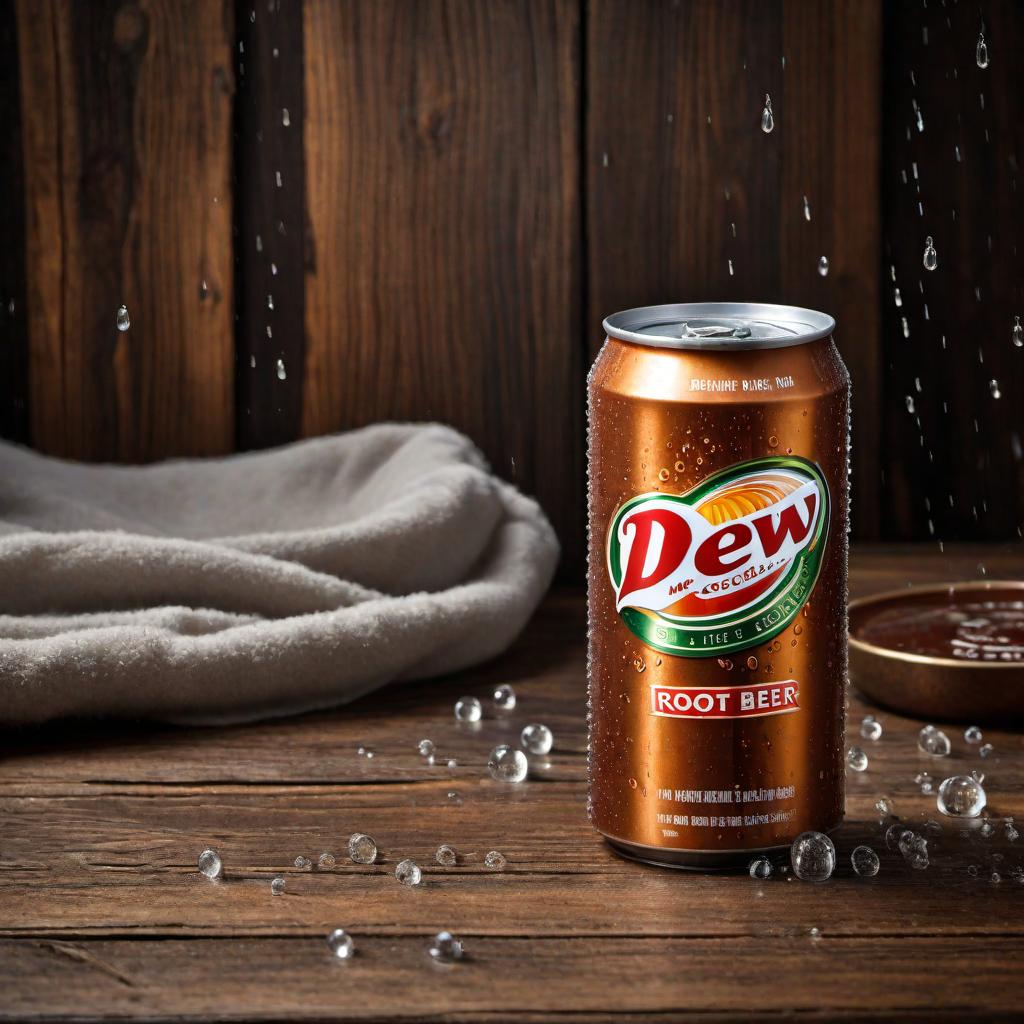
top-left (587, 302), bottom-right (850, 869)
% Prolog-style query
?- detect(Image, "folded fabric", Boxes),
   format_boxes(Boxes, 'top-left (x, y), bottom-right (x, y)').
top-left (0, 424), bottom-right (559, 725)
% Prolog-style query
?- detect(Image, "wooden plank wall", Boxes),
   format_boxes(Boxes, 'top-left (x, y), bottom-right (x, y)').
top-left (0, 0), bottom-right (1019, 574)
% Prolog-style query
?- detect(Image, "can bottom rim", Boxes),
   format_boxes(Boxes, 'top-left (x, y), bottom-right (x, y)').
top-left (601, 818), bottom-right (844, 872)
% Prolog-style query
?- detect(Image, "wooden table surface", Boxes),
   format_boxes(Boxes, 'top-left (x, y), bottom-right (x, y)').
top-left (2, 545), bottom-right (1023, 1022)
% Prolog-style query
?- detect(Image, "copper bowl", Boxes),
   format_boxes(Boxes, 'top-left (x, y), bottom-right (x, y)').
top-left (848, 581), bottom-right (1024, 723)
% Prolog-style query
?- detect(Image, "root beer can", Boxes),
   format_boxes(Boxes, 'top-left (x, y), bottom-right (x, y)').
top-left (587, 303), bottom-right (850, 869)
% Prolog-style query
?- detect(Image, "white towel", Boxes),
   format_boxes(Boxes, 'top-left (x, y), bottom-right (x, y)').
top-left (0, 423), bottom-right (559, 725)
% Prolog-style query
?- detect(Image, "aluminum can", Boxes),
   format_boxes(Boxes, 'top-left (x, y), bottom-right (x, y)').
top-left (587, 302), bottom-right (850, 869)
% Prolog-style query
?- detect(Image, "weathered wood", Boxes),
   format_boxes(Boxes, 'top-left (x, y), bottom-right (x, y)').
top-left (1, 935), bottom-right (1022, 1022)
top-left (586, 0), bottom-right (883, 539)
top-left (880, 0), bottom-right (1024, 541)
top-left (14, 0), bottom-right (236, 462)
top-left (0, 1), bottom-right (30, 444)
top-left (301, 0), bottom-right (583, 575)
top-left (234, 0), bottom-right (307, 449)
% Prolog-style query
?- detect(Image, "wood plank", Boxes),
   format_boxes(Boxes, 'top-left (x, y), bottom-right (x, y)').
top-left (880, 0), bottom-right (1024, 541)
top-left (15, 0), bottom-right (236, 462)
top-left (586, 0), bottom-right (882, 538)
top-left (301, 0), bottom-right (583, 576)
top-left (0, 0), bottom-right (30, 444)
top-left (234, 0), bottom-right (308, 449)
top-left (1, 935), bottom-right (1022, 1022)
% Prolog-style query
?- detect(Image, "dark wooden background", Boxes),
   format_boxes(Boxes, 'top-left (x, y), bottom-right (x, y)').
top-left (2, 0), bottom-right (1022, 577)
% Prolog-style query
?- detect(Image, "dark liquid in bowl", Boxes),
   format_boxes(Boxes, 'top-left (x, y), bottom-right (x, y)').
top-left (855, 598), bottom-right (1024, 662)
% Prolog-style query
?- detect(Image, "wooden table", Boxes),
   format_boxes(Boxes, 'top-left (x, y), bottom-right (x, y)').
top-left (3, 546), bottom-right (1023, 1022)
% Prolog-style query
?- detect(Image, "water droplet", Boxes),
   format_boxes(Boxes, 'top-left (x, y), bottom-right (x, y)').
top-left (275, 170), bottom-right (282, 188)
top-left (918, 724), bottom-right (951, 756)
top-left (989, 380), bottom-right (1001, 399)
top-left (454, 696), bottom-right (482, 723)
top-left (521, 723), bottom-right (553, 755)
top-left (326, 928), bottom-right (355, 959)
top-left (493, 684), bottom-right (517, 711)
top-left (395, 859), bottom-right (422, 886)
top-left (484, 850), bottom-right (507, 870)
top-left (851, 845), bottom-right (880, 877)
top-left (979, 741), bottom-right (995, 757)
top-left (847, 747), bottom-right (868, 772)
top-left (760, 94), bottom-right (774, 133)
top-left (860, 715), bottom-right (882, 741)
top-left (803, 195), bottom-right (811, 221)
top-left (748, 857), bottom-right (773, 880)
top-left (447, 790), bottom-right (463, 805)
top-left (817, 256), bottom-right (829, 277)
top-left (979, 820), bottom-right (995, 838)
top-left (768, 435), bottom-right (779, 447)
top-left (347, 832), bottom-right (378, 864)
top-left (271, 876), bottom-right (286, 895)
top-left (915, 771), bottom-right (934, 794)
top-left (746, 655), bottom-right (758, 670)
top-left (1013, 316), bottom-right (1023, 347)
top-left (658, 467), bottom-right (670, 482)
top-left (1007, 823), bottom-right (1020, 842)
top-left (894, 287), bottom-right (902, 307)
top-left (282, 107), bottom-right (290, 126)
top-left (198, 848), bottom-right (222, 879)
top-left (923, 235), bottom-right (938, 271)
top-left (976, 30), bottom-right (989, 69)
top-left (429, 930), bottom-right (464, 963)
top-left (267, 293), bottom-right (274, 310)
top-left (902, 316), bottom-right (910, 339)
top-left (964, 726), bottom-right (983, 744)
top-left (905, 395), bottom-right (915, 414)
top-left (276, 358), bottom-right (287, 381)
top-left (318, 852), bottom-right (336, 869)
top-left (633, 656), bottom-right (646, 673)
top-left (294, 855), bottom-right (312, 870)
top-left (435, 844), bottom-right (457, 867)
top-left (115, 304), bottom-right (131, 332)
top-left (937, 775), bottom-right (986, 817)
top-left (487, 745), bottom-right (528, 783)
top-left (418, 738), bottom-right (435, 759)
top-left (790, 831), bottom-right (835, 881)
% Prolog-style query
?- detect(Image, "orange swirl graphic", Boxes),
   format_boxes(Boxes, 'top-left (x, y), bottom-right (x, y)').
top-left (694, 473), bottom-right (802, 525)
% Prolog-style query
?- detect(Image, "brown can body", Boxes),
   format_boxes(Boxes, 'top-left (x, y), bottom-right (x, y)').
top-left (587, 303), bottom-right (850, 869)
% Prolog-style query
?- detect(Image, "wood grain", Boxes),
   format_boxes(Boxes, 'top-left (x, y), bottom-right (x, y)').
top-left (586, 0), bottom-right (882, 538)
top-left (1, 547), bottom-right (1023, 1020)
top-left (881, 0), bottom-right (1024, 541)
top-left (0, 0), bottom-right (30, 444)
top-left (301, 0), bottom-right (583, 575)
top-left (235, 0), bottom-right (308, 449)
top-left (15, 0), bottom-right (236, 462)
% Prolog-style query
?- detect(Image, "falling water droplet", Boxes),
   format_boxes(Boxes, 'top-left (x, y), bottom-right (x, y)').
top-left (989, 379), bottom-right (1001, 399)
top-left (276, 359), bottom-right (287, 381)
top-left (902, 317), bottom-right (910, 339)
top-left (894, 287), bottom-right (903, 307)
top-left (1013, 316), bottom-right (1022, 348)
top-left (115, 304), bottom-right (131, 332)
top-left (976, 30), bottom-right (989, 69)
top-left (282, 107), bottom-right (291, 127)
top-left (727, 258), bottom-right (734, 276)
top-left (905, 395), bottom-right (915, 414)
top-left (817, 256), bottom-right (829, 277)
top-left (803, 195), bottom-right (811, 221)
top-left (760, 94), bottom-right (774, 134)
top-left (923, 236), bottom-right (938, 271)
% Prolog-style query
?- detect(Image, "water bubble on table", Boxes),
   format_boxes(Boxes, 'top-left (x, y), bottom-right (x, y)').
top-left (326, 928), bottom-right (355, 959)
top-left (964, 726), bottom-right (983, 744)
top-left (198, 848), bottom-right (222, 879)
top-left (937, 775), bottom-right (986, 817)
top-left (521, 723), bottom-right (553, 755)
top-left (917, 724), bottom-right (951, 756)
top-left (435, 844), bottom-right (458, 867)
top-left (418, 738), bottom-right (436, 759)
top-left (484, 850), bottom-right (507, 870)
top-left (115, 304), bottom-right (131, 332)
top-left (847, 747), bottom-right (868, 772)
top-left (851, 846), bottom-right (880, 877)
top-left (271, 876), bottom-right (285, 895)
top-left (395, 859), bottom-right (422, 886)
top-left (979, 820), bottom-right (995, 839)
top-left (971, 769), bottom-right (985, 784)
top-left (914, 771), bottom-right (934, 794)
top-left (748, 857), bottom-right (773, 880)
top-left (790, 831), bottom-right (835, 881)
top-left (760, 94), bottom-right (774, 133)
top-left (294, 855), bottom-right (312, 870)
top-left (318, 852), bottom-right (336, 869)
top-left (979, 742), bottom-right (995, 757)
top-left (348, 832), bottom-right (378, 864)
top-left (454, 696), bottom-right (482, 723)
top-left (1006, 823), bottom-right (1020, 842)
top-left (447, 791), bottom-right (463, 805)
top-left (429, 931), bottom-right (464, 963)
top-left (488, 745), bottom-right (528, 783)
top-left (860, 715), bottom-right (883, 741)
top-left (493, 684), bottom-right (517, 711)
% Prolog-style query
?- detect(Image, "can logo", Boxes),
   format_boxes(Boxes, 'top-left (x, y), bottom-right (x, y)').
top-left (606, 456), bottom-right (829, 657)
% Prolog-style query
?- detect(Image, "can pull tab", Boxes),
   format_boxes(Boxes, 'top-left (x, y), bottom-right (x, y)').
top-left (680, 321), bottom-right (752, 339)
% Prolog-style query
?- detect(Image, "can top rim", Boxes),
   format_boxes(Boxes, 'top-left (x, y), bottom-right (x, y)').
top-left (603, 302), bottom-right (836, 351)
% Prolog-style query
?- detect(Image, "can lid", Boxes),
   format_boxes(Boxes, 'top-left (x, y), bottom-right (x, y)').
top-left (603, 302), bottom-right (835, 351)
